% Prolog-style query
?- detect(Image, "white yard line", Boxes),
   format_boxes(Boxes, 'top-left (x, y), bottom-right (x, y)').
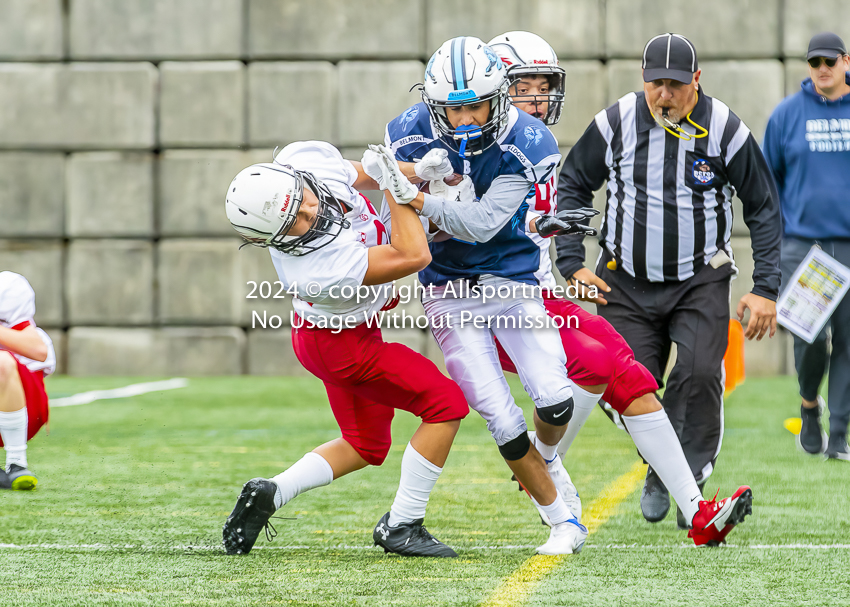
top-left (50, 378), bottom-right (189, 408)
top-left (1, 542), bottom-right (849, 551)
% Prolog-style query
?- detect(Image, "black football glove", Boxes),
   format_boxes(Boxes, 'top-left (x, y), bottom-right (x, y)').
top-left (536, 208), bottom-right (599, 238)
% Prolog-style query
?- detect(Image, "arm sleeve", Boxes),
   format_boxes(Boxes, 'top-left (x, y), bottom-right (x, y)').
top-left (554, 122), bottom-right (610, 279)
top-left (419, 174), bottom-right (532, 243)
top-left (726, 133), bottom-right (783, 300)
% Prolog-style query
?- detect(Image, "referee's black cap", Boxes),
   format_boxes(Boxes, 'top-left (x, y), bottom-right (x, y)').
top-left (642, 33), bottom-right (698, 84)
top-left (807, 32), bottom-right (847, 59)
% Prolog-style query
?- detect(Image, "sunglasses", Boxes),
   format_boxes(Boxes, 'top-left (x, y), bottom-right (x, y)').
top-left (808, 56), bottom-right (841, 68)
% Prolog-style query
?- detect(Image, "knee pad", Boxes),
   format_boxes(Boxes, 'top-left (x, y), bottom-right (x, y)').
top-left (497, 431), bottom-right (531, 461)
top-left (536, 397), bottom-right (574, 426)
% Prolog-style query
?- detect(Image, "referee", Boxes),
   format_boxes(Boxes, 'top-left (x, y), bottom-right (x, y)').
top-left (554, 33), bottom-right (781, 527)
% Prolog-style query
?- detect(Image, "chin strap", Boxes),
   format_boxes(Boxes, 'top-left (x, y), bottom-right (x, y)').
top-left (653, 91), bottom-right (709, 141)
top-left (455, 124), bottom-right (483, 158)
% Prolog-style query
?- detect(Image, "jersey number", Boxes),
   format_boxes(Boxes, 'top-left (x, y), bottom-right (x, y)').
top-left (534, 176), bottom-right (557, 214)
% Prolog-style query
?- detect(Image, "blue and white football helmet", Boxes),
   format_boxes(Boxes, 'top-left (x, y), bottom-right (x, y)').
top-left (420, 36), bottom-right (511, 158)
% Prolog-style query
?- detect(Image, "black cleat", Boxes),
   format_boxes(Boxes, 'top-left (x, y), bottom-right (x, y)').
top-left (7, 464), bottom-right (37, 491)
top-left (826, 433), bottom-right (850, 461)
top-left (676, 480), bottom-right (706, 530)
top-left (799, 401), bottom-right (827, 455)
top-left (372, 512), bottom-right (457, 558)
top-left (641, 467), bottom-right (669, 523)
top-left (222, 478), bottom-right (278, 555)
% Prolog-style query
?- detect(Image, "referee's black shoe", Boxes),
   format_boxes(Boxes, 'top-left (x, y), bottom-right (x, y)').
top-left (222, 478), bottom-right (278, 555)
top-left (373, 512), bottom-right (457, 557)
top-left (640, 467), bottom-right (669, 522)
top-left (799, 399), bottom-right (827, 455)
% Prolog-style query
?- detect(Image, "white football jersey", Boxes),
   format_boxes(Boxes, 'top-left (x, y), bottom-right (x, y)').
top-left (0, 271), bottom-right (56, 375)
top-left (269, 142), bottom-right (391, 326)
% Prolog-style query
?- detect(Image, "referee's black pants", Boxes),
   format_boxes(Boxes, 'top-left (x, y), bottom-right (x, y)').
top-left (596, 251), bottom-right (734, 483)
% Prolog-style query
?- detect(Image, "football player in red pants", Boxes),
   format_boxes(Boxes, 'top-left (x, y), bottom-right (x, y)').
top-left (222, 142), bottom-right (468, 557)
top-left (0, 272), bottom-right (55, 491)
top-left (487, 31), bottom-right (752, 546)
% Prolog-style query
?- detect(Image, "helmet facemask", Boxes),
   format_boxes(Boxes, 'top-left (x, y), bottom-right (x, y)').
top-left (421, 80), bottom-right (511, 157)
top-left (281, 171), bottom-right (349, 255)
top-left (506, 66), bottom-right (566, 126)
top-left (233, 164), bottom-right (349, 256)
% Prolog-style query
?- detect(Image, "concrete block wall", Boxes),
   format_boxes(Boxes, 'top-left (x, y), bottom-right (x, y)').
top-left (1, 1), bottom-right (847, 376)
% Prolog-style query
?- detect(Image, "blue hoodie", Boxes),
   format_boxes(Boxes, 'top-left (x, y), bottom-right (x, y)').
top-left (763, 73), bottom-right (850, 239)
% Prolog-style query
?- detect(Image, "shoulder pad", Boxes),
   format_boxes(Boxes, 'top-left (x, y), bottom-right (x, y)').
top-left (385, 103), bottom-right (436, 161)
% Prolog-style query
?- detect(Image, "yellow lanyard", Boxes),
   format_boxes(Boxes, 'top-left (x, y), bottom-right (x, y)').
top-left (653, 91), bottom-right (708, 141)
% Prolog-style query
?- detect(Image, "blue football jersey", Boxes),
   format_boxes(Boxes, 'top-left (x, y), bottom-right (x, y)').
top-left (385, 103), bottom-right (561, 286)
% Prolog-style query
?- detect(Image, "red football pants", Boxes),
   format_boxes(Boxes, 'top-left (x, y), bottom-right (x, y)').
top-left (292, 319), bottom-right (468, 466)
top-left (497, 294), bottom-right (658, 414)
top-left (0, 355), bottom-right (49, 447)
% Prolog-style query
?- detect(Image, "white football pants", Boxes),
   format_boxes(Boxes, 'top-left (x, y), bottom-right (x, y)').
top-left (423, 276), bottom-right (574, 446)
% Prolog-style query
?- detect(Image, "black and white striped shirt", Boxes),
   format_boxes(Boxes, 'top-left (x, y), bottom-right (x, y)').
top-left (555, 87), bottom-right (782, 300)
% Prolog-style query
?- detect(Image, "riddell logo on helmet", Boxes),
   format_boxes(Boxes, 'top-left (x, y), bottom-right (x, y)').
top-left (533, 59), bottom-right (551, 65)
top-left (280, 193), bottom-right (291, 213)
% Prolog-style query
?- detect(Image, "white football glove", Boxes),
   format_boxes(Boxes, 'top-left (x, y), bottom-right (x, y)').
top-left (370, 144), bottom-right (419, 204)
top-left (428, 175), bottom-right (476, 203)
top-left (414, 148), bottom-right (454, 182)
top-left (360, 147), bottom-right (387, 190)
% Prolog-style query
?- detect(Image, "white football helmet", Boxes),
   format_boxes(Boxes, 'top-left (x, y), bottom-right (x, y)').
top-left (421, 36), bottom-right (510, 157)
top-left (225, 160), bottom-right (348, 255)
top-left (487, 32), bottom-right (565, 125)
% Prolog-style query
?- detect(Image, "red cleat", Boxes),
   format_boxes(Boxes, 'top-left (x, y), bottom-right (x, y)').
top-left (688, 485), bottom-right (753, 546)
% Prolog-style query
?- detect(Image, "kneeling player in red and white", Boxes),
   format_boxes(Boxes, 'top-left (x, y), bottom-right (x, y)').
top-left (486, 31), bottom-right (752, 546)
top-left (222, 142), bottom-right (468, 557)
top-left (0, 272), bottom-right (55, 490)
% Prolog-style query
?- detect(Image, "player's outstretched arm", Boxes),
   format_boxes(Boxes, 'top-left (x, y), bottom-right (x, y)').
top-left (531, 209), bottom-right (599, 238)
top-left (362, 151), bottom-right (431, 286)
top-left (0, 326), bottom-right (48, 362)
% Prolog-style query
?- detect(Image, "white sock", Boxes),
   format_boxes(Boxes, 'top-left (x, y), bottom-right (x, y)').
top-left (538, 490), bottom-right (572, 525)
top-left (388, 443), bottom-right (442, 527)
top-left (622, 409), bottom-right (703, 524)
top-left (271, 452), bottom-right (334, 510)
top-left (0, 408), bottom-right (27, 471)
top-left (556, 385), bottom-right (602, 459)
top-left (531, 432), bottom-right (558, 463)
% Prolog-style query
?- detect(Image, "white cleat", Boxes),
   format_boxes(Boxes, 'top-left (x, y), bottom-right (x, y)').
top-left (536, 517), bottom-right (588, 555)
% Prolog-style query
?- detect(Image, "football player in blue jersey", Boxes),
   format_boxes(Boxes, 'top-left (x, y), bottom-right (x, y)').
top-left (363, 36), bottom-right (598, 555)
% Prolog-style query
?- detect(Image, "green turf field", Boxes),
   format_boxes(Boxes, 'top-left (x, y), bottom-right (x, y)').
top-left (0, 375), bottom-right (848, 606)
